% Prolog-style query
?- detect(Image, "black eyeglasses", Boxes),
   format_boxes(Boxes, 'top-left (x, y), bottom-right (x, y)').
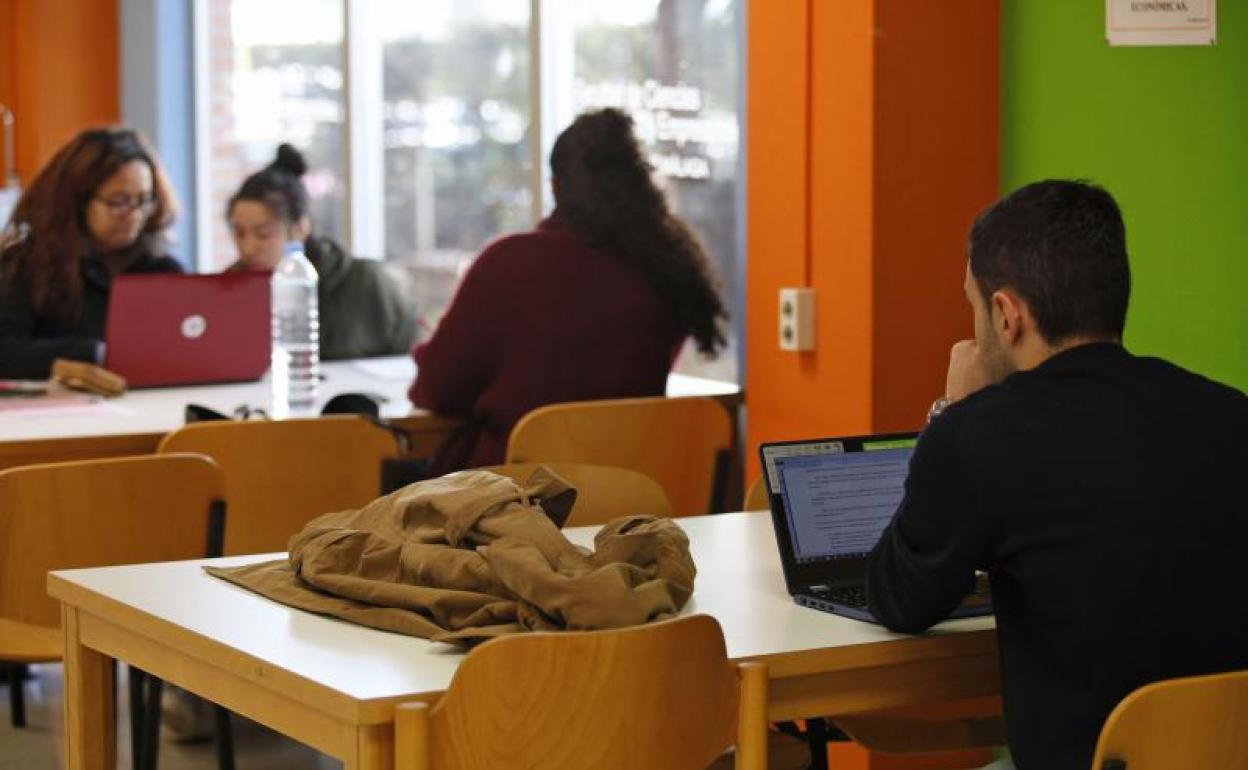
top-left (93, 193), bottom-right (156, 216)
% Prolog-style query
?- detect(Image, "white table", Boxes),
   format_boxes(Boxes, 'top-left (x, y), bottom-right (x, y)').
top-left (0, 356), bottom-right (740, 470)
top-left (1, 358), bottom-right (418, 443)
top-left (49, 511), bottom-right (998, 770)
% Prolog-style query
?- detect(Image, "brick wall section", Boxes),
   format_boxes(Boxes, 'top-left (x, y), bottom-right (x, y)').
top-left (205, 0), bottom-right (246, 270)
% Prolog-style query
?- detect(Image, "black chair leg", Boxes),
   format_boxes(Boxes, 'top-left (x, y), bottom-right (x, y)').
top-left (129, 668), bottom-right (147, 770)
top-left (806, 717), bottom-right (830, 770)
top-left (140, 675), bottom-right (165, 770)
top-left (7, 663), bottom-right (26, 728)
top-left (128, 674), bottom-right (236, 770)
top-left (214, 706), bottom-right (236, 770)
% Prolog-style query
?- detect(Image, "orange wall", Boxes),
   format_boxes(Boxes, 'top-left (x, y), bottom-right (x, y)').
top-left (0, 0), bottom-right (120, 185)
top-left (746, 0), bottom-right (999, 468)
top-left (873, 2), bottom-right (1000, 429)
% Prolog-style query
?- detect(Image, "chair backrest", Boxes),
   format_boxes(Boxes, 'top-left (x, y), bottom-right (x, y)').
top-left (505, 396), bottom-right (733, 517)
top-left (483, 463), bottom-right (672, 527)
top-left (394, 614), bottom-right (767, 770)
top-left (0, 453), bottom-right (225, 629)
top-left (157, 416), bottom-right (399, 555)
top-left (1091, 669), bottom-right (1248, 769)
top-left (743, 476), bottom-right (768, 511)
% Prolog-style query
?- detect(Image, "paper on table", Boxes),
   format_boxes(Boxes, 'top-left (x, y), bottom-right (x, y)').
top-left (0, 397), bottom-right (133, 419)
top-left (0, 379), bottom-right (51, 397)
top-left (350, 357), bottom-right (416, 381)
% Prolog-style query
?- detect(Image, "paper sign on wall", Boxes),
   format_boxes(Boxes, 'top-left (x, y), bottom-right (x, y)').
top-left (1107, 0), bottom-right (1216, 46)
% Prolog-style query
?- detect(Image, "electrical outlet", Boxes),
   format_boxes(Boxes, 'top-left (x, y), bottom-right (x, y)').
top-left (778, 287), bottom-right (815, 352)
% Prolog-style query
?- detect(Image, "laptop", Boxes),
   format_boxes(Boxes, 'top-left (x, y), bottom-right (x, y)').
top-left (759, 433), bottom-right (992, 623)
top-left (105, 272), bottom-right (271, 388)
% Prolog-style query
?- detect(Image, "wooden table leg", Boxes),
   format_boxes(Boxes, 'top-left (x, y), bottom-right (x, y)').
top-left (61, 605), bottom-right (115, 770)
top-left (346, 723), bottom-right (393, 770)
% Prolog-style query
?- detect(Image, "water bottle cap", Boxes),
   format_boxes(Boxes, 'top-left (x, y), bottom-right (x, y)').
top-left (283, 240), bottom-right (304, 257)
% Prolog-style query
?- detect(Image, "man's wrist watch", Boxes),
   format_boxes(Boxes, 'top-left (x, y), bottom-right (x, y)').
top-left (926, 396), bottom-right (951, 423)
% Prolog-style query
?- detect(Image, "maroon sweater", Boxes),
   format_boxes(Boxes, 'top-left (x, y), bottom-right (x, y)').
top-left (409, 217), bottom-right (685, 471)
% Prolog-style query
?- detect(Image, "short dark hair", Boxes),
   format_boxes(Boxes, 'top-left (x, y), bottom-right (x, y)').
top-left (968, 180), bottom-right (1130, 344)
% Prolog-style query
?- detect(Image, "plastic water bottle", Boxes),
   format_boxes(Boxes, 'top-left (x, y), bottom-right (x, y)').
top-left (271, 240), bottom-right (319, 416)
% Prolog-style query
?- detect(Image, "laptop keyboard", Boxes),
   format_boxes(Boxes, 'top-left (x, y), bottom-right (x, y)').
top-left (811, 585), bottom-right (868, 608)
top-left (799, 578), bottom-right (992, 622)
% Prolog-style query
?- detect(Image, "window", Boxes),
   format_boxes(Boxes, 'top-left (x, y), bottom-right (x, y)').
top-left (202, 0), bottom-right (346, 271)
top-left (378, 0), bottom-right (531, 333)
top-left (197, 0), bottom-right (741, 381)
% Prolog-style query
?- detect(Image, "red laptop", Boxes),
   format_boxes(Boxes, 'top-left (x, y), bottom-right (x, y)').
top-left (104, 272), bottom-right (271, 388)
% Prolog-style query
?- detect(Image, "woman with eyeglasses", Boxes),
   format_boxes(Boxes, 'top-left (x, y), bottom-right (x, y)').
top-left (0, 127), bottom-right (181, 378)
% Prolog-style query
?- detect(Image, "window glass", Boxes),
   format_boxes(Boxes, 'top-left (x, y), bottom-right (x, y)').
top-left (202, 0), bottom-right (740, 384)
top-left (204, 0), bottom-right (346, 271)
top-left (569, 0), bottom-right (740, 382)
top-left (378, 0), bottom-right (532, 332)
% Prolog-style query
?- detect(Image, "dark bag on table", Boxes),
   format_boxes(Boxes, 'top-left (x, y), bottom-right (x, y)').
top-left (184, 393), bottom-right (431, 495)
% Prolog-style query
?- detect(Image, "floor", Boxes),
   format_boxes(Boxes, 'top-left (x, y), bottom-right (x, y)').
top-left (1, 664), bottom-right (338, 770)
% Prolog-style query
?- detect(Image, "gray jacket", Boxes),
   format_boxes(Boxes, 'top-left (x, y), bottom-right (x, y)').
top-left (306, 237), bottom-right (418, 360)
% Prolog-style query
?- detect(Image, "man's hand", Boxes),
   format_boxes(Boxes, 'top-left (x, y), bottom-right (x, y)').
top-left (945, 340), bottom-right (996, 403)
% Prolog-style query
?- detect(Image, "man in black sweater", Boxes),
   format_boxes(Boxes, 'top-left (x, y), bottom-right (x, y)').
top-left (866, 180), bottom-right (1248, 770)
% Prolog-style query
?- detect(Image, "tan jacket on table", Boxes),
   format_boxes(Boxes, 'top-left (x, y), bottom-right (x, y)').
top-left (207, 467), bottom-right (696, 644)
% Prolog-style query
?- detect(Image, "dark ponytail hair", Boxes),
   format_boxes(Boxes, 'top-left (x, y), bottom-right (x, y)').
top-left (551, 109), bottom-right (727, 355)
top-left (227, 143), bottom-right (309, 225)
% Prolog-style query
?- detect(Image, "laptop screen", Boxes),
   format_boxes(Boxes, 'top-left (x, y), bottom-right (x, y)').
top-left (105, 272), bottom-right (270, 388)
top-left (767, 437), bottom-right (916, 564)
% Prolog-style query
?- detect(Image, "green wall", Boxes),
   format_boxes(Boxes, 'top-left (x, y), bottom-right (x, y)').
top-left (1002, 1), bottom-right (1248, 391)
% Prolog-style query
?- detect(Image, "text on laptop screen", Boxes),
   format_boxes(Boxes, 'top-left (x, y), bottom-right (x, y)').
top-left (773, 441), bottom-right (916, 563)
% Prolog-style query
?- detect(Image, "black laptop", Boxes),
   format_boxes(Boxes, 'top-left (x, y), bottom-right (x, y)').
top-left (759, 433), bottom-right (992, 623)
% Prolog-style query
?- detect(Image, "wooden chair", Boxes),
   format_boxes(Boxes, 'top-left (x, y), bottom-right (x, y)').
top-left (482, 463), bottom-right (672, 527)
top-left (0, 453), bottom-right (229, 768)
top-left (394, 614), bottom-right (768, 770)
top-left (744, 476), bottom-right (769, 511)
top-left (505, 396), bottom-right (733, 517)
top-left (1090, 669), bottom-right (1248, 769)
top-left (158, 416), bottom-right (400, 555)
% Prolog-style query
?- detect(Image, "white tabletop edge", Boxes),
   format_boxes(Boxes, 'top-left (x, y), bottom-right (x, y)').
top-left (3, 357), bottom-right (740, 443)
top-left (49, 511), bottom-right (993, 704)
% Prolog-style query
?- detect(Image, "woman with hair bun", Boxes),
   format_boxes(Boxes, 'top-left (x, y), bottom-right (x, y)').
top-left (0, 126), bottom-right (181, 378)
top-left (410, 108), bottom-right (728, 472)
top-left (226, 143), bottom-right (418, 360)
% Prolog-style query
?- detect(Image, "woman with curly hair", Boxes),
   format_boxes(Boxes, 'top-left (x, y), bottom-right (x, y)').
top-left (0, 127), bottom-right (181, 378)
top-left (410, 108), bottom-right (727, 472)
